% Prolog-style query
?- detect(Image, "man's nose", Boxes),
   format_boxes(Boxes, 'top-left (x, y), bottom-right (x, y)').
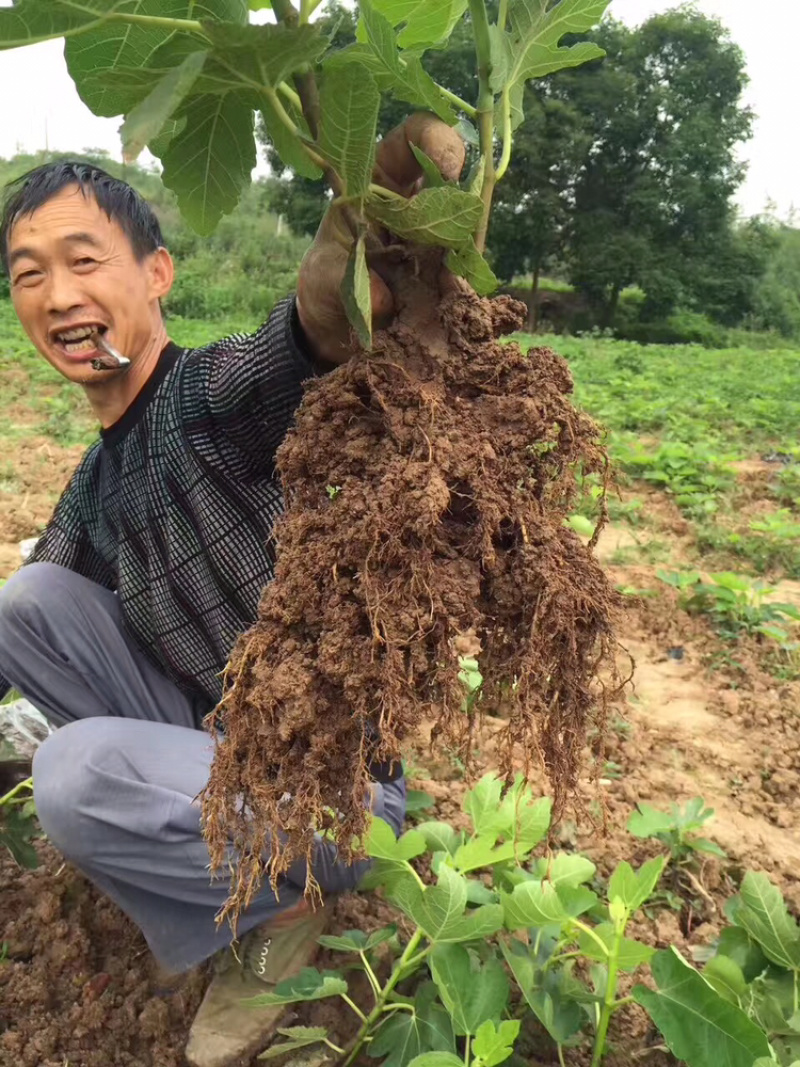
top-left (45, 265), bottom-right (86, 315)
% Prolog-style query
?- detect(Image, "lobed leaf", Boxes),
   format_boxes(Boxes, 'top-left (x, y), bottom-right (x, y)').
top-left (259, 1026), bottom-right (328, 1060)
top-left (729, 871), bottom-right (800, 971)
top-left (499, 938), bottom-right (584, 1044)
top-left (368, 0), bottom-right (468, 50)
top-left (577, 924), bottom-right (655, 972)
top-left (319, 65), bottom-right (380, 197)
top-left (365, 817), bottom-right (427, 861)
top-left (160, 92), bottom-right (255, 234)
top-left (447, 241), bottom-right (499, 296)
top-left (119, 50), bottom-right (207, 162)
top-left (608, 856), bottom-right (667, 912)
top-left (365, 187), bottom-right (483, 248)
top-left (471, 1019), bottom-right (520, 1067)
top-left (248, 967), bottom-right (348, 1006)
top-left (430, 944), bottom-right (510, 1036)
top-left (632, 948), bottom-right (772, 1067)
top-left (501, 879), bottom-right (597, 929)
top-left (369, 982), bottom-right (455, 1067)
top-left (201, 21), bottom-right (326, 90)
top-left (341, 234), bottom-right (373, 350)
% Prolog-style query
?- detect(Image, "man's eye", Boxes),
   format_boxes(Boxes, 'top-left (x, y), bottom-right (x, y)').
top-left (75, 257), bottom-right (96, 267)
top-left (14, 270), bottom-right (41, 285)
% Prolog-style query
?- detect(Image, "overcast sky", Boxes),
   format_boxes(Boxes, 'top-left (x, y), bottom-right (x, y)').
top-left (0, 0), bottom-right (796, 219)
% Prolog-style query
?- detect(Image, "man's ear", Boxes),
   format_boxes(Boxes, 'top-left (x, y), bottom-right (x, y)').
top-left (147, 246), bottom-right (174, 301)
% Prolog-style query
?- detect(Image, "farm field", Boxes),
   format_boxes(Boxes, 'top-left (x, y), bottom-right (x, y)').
top-left (1, 303), bottom-right (800, 1066)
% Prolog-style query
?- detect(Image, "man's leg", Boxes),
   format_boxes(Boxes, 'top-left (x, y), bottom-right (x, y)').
top-left (0, 562), bottom-right (206, 727)
top-left (32, 716), bottom-right (406, 972)
top-left (1, 562), bottom-right (407, 972)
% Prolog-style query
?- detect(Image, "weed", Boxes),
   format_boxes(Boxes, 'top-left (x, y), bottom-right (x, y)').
top-left (627, 798), bottom-right (726, 866)
top-left (657, 569), bottom-right (800, 639)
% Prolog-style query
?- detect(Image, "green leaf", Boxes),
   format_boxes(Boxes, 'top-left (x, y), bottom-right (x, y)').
top-left (404, 866), bottom-right (504, 943)
top-left (405, 788), bottom-right (436, 816)
top-left (529, 853), bottom-right (596, 888)
top-left (430, 944), bottom-right (510, 1036)
top-left (565, 513), bottom-right (595, 537)
top-left (715, 926), bottom-right (768, 983)
top-left (64, 1), bottom-right (246, 118)
top-left (702, 956), bottom-right (747, 1004)
top-left (410, 144), bottom-right (449, 189)
top-left (119, 50), bottom-right (207, 162)
top-left (729, 872), bottom-right (800, 970)
top-left (501, 880), bottom-right (597, 929)
top-left (496, 778), bottom-right (552, 851)
top-left (319, 65), bottom-right (380, 197)
top-left (406, 1056), bottom-right (463, 1067)
top-left (416, 821), bottom-right (464, 857)
top-left (499, 938), bottom-right (584, 1044)
top-left (369, 983), bottom-right (455, 1067)
top-left (632, 948), bottom-right (772, 1066)
top-left (506, 0), bottom-right (609, 90)
top-left (691, 837), bottom-right (727, 859)
top-left (471, 1019), bottom-right (520, 1067)
top-left (260, 93), bottom-right (323, 180)
top-left (627, 803), bottom-right (677, 839)
top-left (317, 931), bottom-right (369, 952)
top-left (365, 924), bottom-right (398, 950)
top-left (202, 21), bottom-right (326, 88)
top-left (0, 0), bottom-right (109, 51)
top-left (608, 857), bottom-right (667, 912)
top-left (341, 234), bottom-right (373, 350)
top-left (453, 836), bottom-right (517, 873)
top-left (446, 241), bottom-right (499, 297)
top-left (577, 924), bottom-right (655, 972)
top-left (159, 91), bottom-right (254, 234)
top-left (259, 1026), bottom-right (329, 1060)
top-left (463, 774), bottom-right (504, 838)
top-left (369, 0), bottom-right (468, 50)
top-left (248, 967), bottom-right (348, 1006)
top-left (366, 187), bottom-right (483, 248)
top-left (331, 14), bottom-right (455, 125)
top-left (365, 818), bottom-right (426, 861)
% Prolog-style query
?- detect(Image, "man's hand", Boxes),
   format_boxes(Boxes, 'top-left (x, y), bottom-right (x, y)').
top-left (296, 113), bottom-right (466, 366)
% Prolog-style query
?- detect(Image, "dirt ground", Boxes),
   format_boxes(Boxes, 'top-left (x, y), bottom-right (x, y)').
top-left (1, 436), bottom-right (799, 1066)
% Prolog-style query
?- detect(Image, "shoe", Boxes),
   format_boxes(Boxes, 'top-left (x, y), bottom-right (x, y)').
top-left (185, 902), bottom-right (328, 1067)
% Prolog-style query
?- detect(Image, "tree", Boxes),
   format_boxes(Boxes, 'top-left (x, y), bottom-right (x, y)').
top-left (557, 8), bottom-right (754, 324)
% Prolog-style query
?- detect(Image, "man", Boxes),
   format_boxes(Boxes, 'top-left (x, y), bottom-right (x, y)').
top-left (0, 114), bottom-right (464, 1067)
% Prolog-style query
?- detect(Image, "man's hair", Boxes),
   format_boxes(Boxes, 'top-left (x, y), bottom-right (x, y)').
top-left (0, 161), bottom-right (165, 275)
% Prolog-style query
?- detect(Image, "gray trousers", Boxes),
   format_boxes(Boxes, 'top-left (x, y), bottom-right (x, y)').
top-left (0, 563), bottom-right (405, 972)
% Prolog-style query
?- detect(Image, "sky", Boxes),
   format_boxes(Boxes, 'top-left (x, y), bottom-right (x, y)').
top-left (0, 0), bottom-right (796, 220)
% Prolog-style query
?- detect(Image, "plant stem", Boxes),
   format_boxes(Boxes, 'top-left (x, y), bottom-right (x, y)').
top-left (438, 87), bottom-right (478, 118)
top-left (106, 11), bottom-right (206, 35)
top-left (278, 81), bottom-right (303, 112)
top-left (467, 0), bottom-right (496, 252)
top-left (341, 993), bottom-right (368, 1023)
top-left (359, 951), bottom-right (382, 1000)
top-left (0, 777), bottom-right (33, 806)
top-left (464, 1032), bottom-right (472, 1067)
top-left (271, 0), bottom-right (322, 139)
top-left (571, 919), bottom-right (610, 959)
top-left (557, 1045), bottom-right (567, 1067)
top-left (341, 928), bottom-right (425, 1067)
top-left (495, 87), bottom-right (512, 182)
top-left (498, 0), bottom-right (509, 31)
top-left (591, 924), bottom-right (624, 1067)
top-left (262, 87), bottom-right (329, 173)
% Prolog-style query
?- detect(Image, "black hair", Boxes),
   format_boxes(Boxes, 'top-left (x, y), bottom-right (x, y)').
top-left (0, 161), bottom-right (165, 275)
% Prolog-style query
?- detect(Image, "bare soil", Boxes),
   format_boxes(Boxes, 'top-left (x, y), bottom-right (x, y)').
top-left (2, 393), bottom-right (800, 1066)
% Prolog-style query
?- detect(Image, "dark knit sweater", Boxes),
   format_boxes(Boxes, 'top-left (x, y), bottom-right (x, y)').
top-left (0, 297), bottom-right (312, 714)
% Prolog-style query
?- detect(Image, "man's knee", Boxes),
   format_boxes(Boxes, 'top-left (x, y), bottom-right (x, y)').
top-left (32, 718), bottom-right (111, 862)
top-left (0, 562), bottom-right (65, 641)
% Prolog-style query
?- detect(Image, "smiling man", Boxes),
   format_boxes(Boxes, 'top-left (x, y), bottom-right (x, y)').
top-left (0, 116), bottom-right (464, 1067)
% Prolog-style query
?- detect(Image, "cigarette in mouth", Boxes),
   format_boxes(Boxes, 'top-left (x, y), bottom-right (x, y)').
top-left (90, 332), bottom-right (131, 371)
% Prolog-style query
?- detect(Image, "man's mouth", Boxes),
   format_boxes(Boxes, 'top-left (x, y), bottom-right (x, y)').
top-left (52, 324), bottom-right (108, 356)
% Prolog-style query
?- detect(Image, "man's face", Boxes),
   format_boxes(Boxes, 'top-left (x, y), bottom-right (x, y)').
top-left (6, 185), bottom-right (172, 386)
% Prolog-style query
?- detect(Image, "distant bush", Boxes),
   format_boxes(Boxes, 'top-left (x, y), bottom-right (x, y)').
top-left (618, 309), bottom-right (730, 349)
